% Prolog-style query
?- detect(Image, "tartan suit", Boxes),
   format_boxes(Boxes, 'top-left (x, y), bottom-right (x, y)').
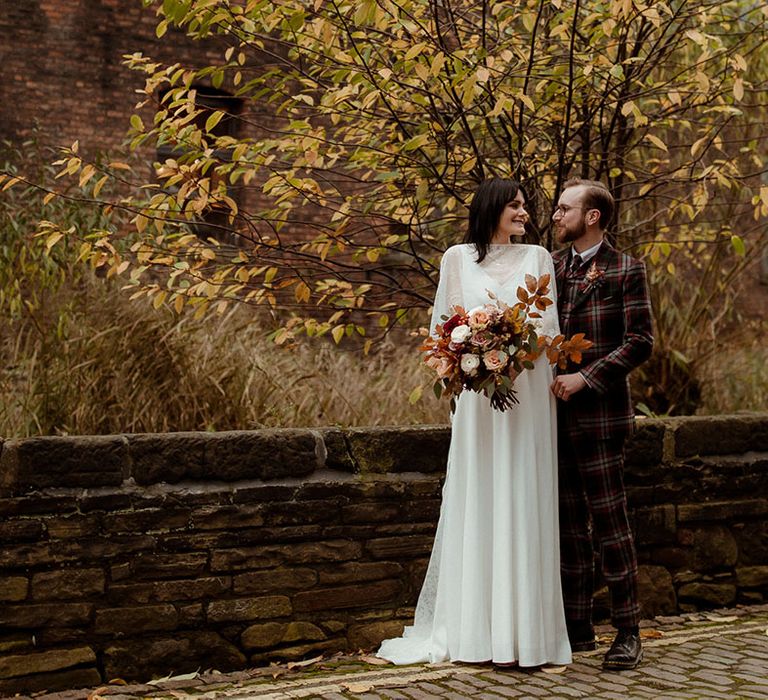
top-left (553, 240), bottom-right (653, 629)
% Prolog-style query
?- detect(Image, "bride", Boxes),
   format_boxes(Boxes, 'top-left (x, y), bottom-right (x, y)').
top-left (378, 179), bottom-right (572, 667)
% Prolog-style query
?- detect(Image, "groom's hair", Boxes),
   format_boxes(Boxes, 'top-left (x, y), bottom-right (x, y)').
top-left (465, 178), bottom-right (525, 263)
top-left (563, 178), bottom-right (614, 230)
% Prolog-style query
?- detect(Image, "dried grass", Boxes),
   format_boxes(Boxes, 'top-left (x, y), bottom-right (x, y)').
top-left (0, 276), bottom-right (447, 436)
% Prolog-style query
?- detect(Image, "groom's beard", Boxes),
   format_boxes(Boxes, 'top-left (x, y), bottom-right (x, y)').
top-left (557, 219), bottom-right (587, 244)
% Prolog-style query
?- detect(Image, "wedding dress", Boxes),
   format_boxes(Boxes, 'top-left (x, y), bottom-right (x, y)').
top-left (378, 243), bottom-right (572, 667)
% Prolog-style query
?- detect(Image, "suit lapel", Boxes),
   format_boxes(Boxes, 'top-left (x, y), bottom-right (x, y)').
top-left (553, 251), bottom-right (568, 299)
top-left (568, 241), bottom-right (615, 314)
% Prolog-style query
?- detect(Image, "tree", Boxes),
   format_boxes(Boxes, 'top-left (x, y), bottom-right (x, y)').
top-left (12, 0), bottom-right (768, 410)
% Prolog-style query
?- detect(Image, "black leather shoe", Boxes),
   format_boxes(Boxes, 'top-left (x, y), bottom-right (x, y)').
top-left (602, 629), bottom-right (643, 670)
top-left (567, 621), bottom-right (596, 652)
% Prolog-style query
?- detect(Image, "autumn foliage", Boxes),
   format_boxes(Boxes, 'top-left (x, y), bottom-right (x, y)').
top-left (1, 0), bottom-right (765, 413)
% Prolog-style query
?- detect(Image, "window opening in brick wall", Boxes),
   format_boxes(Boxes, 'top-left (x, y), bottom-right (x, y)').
top-left (156, 85), bottom-right (243, 243)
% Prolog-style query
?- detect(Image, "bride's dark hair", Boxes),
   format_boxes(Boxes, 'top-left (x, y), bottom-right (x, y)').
top-left (464, 178), bottom-right (524, 263)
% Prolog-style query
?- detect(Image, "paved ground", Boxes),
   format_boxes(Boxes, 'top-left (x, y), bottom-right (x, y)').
top-left (20, 605), bottom-right (768, 700)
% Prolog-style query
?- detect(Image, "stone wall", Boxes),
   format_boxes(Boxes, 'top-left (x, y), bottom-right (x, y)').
top-left (0, 414), bottom-right (767, 694)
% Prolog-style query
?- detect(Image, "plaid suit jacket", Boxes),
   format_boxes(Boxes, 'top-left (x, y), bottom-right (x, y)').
top-left (553, 241), bottom-right (653, 440)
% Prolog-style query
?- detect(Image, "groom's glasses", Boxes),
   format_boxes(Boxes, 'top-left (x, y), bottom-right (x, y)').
top-left (553, 204), bottom-right (589, 217)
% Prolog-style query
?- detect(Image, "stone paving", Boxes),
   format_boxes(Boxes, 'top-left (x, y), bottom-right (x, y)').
top-left (14, 605), bottom-right (768, 700)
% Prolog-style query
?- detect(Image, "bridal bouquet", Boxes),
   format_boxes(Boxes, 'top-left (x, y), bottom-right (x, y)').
top-left (421, 274), bottom-right (591, 412)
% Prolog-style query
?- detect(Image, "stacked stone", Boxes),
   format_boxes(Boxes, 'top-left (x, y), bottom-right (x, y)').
top-left (0, 415), bottom-right (767, 694)
top-left (625, 414), bottom-right (768, 617)
top-left (0, 427), bottom-right (448, 694)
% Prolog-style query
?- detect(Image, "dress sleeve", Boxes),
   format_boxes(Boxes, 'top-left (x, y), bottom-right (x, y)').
top-left (537, 247), bottom-right (561, 339)
top-left (430, 246), bottom-right (464, 336)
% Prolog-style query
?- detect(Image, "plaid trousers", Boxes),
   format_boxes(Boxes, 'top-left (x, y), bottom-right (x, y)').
top-left (558, 429), bottom-right (641, 628)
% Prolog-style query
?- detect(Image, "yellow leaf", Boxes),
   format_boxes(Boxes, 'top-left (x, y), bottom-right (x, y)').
top-left (331, 325), bottom-right (345, 344)
top-left (264, 267), bottom-right (278, 284)
top-left (43, 192), bottom-right (57, 205)
top-left (690, 136), bottom-right (708, 158)
top-left (152, 291), bottom-right (167, 309)
top-left (45, 231), bottom-right (64, 251)
top-left (730, 235), bottom-right (745, 256)
top-left (79, 164), bottom-right (96, 188)
top-left (408, 385), bottom-right (423, 404)
top-left (404, 42), bottom-right (426, 61)
top-left (621, 100), bottom-right (635, 117)
top-left (205, 110), bottom-right (224, 133)
top-left (645, 134), bottom-right (668, 152)
top-left (733, 77), bottom-right (744, 102)
top-left (93, 175), bottom-right (109, 198)
top-left (174, 295), bottom-right (185, 314)
top-left (639, 183), bottom-right (653, 196)
top-left (295, 281), bottom-right (310, 303)
top-left (460, 157), bottom-right (477, 173)
top-left (517, 93), bottom-right (535, 111)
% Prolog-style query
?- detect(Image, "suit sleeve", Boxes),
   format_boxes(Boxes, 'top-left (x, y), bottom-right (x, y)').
top-left (579, 258), bottom-right (653, 394)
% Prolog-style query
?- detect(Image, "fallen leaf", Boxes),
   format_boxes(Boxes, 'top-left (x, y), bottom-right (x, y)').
top-left (704, 614), bottom-right (738, 623)
top-left (542, 665), bottom-right (567, 674)
top-left (146, 670), bottom-right (200, 685)
top-left (342, 682), bottom-right (375, 692)
top-left (359, 654), bottom-right (390, 665)
top-left (108, 679), bottom-right (128, 685)
top-left (640, 629), bottom-right (664, 639)
top-left (286, 654), bottom-right (324, 670)
top-left (87, 691), bottom-right (108, 700)
top-left (147, 673), bottom-right (173, 685)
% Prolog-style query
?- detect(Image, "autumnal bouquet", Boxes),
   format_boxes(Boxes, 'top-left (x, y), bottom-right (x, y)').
top-left (421, 273), bottom-right (591, 412)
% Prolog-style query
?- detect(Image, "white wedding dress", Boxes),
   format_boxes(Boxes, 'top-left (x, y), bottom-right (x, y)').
top-left (378, 243), bottom-right (572, 667)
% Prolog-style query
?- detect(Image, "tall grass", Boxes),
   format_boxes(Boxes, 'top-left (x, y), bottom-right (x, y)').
top-left (695, 325), bottom-right (768, 416)
top-left (0, 274), bottom-right (446, 436)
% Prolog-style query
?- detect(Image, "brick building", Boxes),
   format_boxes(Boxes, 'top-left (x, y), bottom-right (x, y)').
top-left (0, 0), bottom-right (225, 155)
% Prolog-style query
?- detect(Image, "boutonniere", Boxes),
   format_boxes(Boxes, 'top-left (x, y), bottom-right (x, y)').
top-left (580, 260), bottom-right (605, 293)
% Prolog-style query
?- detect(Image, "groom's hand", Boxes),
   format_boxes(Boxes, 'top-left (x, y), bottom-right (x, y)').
top-left (551, 373), bottom-right (587, 401)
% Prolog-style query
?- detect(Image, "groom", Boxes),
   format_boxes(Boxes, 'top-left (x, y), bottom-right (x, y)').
top-left (550, 178), bottom-right (653, 670)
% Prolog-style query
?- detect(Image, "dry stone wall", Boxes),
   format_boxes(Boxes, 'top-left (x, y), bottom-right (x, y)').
top-left (0, 415), bottom-right (767, 694)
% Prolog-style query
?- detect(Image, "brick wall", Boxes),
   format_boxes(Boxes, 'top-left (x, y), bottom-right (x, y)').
top-left (0, 416), bottom-right (767, 693)
top-left (0, 0), bottom-right (355, 249)
top-left (0, 0), bottom-right (225, 154)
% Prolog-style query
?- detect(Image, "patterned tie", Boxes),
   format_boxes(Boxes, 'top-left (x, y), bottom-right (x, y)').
top-left (569, 253), bottom-right (583, 276)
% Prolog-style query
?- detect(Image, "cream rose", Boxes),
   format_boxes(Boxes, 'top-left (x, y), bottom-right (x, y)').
top-left (450, 324), bottom-right (472, 343)
top-left (459, 353), bottom-right (481, 375)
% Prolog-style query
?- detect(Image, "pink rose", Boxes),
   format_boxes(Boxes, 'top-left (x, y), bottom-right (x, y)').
top-left (483, 349), bottom-right (509, 371)
top-left (468, 307), bottom-right (492, 328)
top-left (426, 354), bottom-right (454, 379)
top-left (470, 330), bottom-right (494, 349)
